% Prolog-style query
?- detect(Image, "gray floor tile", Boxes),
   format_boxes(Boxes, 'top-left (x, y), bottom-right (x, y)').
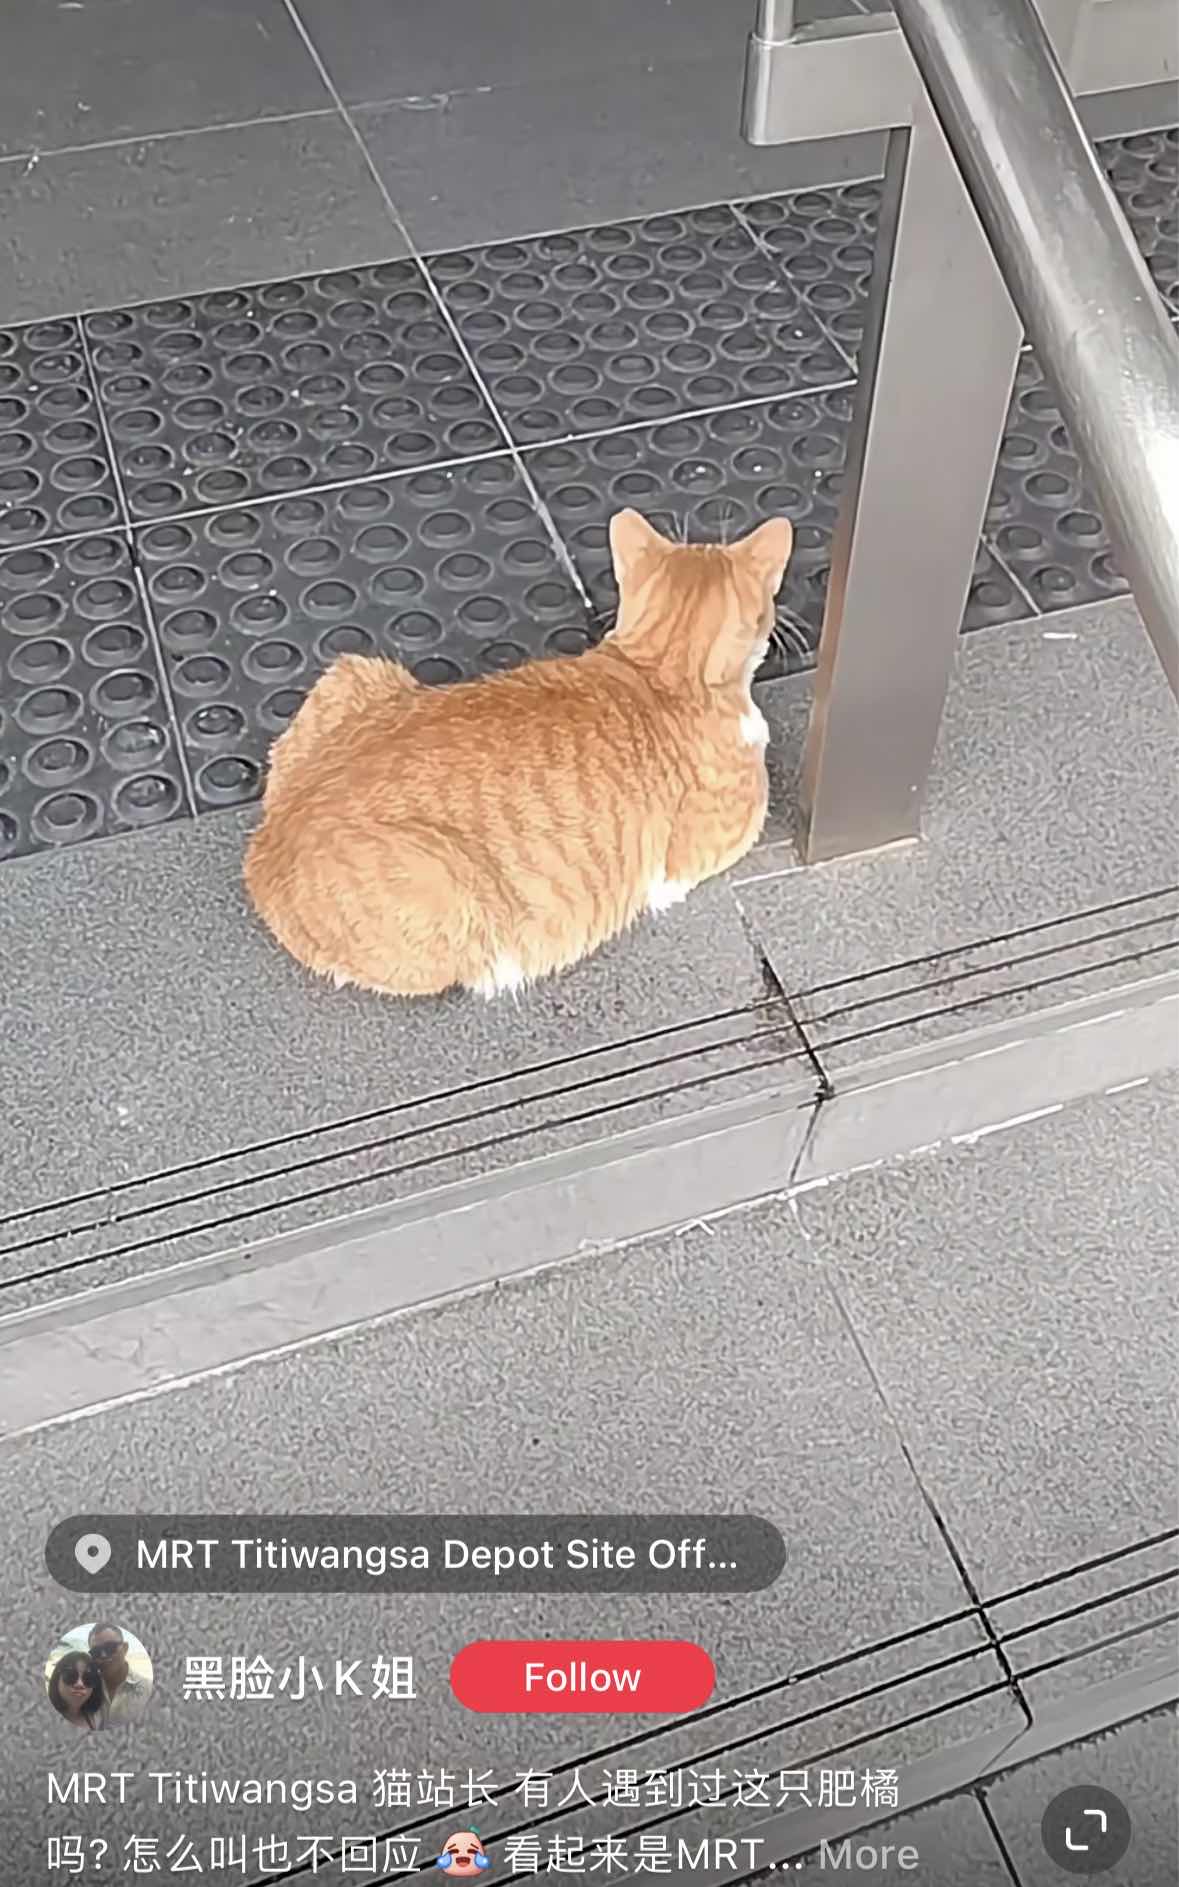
top-left (0, 810), bottom-right (767, 1223)
top-left (0, 116), bottom-right (401, 328)
top-left (0, 1), bottom-right (330, 159)
top-left (86, 260), bottom-right (501, 520)
top-left (294, 0), bottom-right (753, 105)
top-left (0, 532), bottom-right (190, 862)
top-left (135, 464), bottom-right (592, 808)
top-left (734, 602), bottom-right (1179, 986)
top-left (987, 1707), bottom-right (1178, 1887)
top-left (0, 1199), bottom-right (976, 1880)
top-left (796, 1794), bottom-right (1013, 1882)
top-left (353, 60), bottom-right (882, 254)
top-left (425, 206), bottom-right (847, 449)
top-left (795, 1074), bottom-right (1179, 1595)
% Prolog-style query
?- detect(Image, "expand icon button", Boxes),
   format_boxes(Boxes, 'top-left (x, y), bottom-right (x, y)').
top-left (451, 1640), bottom-right (716, 1714)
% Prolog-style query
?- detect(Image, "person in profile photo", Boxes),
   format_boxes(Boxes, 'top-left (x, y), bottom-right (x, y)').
top-left (88, 1624), bottom-right (152, 1726)
top-left (47, 1653), bottom-right (105, 1733)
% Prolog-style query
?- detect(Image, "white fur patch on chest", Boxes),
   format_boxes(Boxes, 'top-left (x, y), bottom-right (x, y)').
top-left (740, 651), bottom-right (769, 749)
top-left (646, 871), bottom-right (694, 913)
top-left (739, 703), bottom-right (769, 748)
top-left (472, 954), bottom-right (527, 999)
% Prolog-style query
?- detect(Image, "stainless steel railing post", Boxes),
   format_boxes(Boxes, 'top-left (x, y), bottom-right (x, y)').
top-left (891, 0), bottom-right (1179, 698)
top-left (743, 0), bottom-right (1179, 863)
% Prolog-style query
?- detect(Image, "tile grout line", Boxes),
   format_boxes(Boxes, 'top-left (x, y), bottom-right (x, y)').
top-left (127, 553), bottom-right (202, 822)
top-left (73, 323), bottom-right (200, 822)
top-left (275, 0), bottom-right (600, 616)
top-left (729, 198), bottom-right (860, 377)
top-left (974, 1787), bottom-right (1030, 1887)
top-left (75, 319), bottom-right (134, 537)
top-left (110, 381), bottom-right (858, 539)
top-left (77, 319), bottom-right (201, 822)
top-left (4, 106), bottom-right (339, 170)
top-left (814, 1262), bottom-right (1035, 1732)
top-left (981, 529), bottom-right (1045, 622)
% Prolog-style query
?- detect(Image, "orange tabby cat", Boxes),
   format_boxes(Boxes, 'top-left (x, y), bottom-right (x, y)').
top-left (243, 508), bottom-right (792, 997)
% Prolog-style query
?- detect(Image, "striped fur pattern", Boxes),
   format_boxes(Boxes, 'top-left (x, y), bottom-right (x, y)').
top-left (243, 509), bottom-right (793, 998)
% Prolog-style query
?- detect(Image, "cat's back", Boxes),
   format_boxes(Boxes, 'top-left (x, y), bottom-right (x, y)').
top-left (271, 644), bottom-right (686, 830)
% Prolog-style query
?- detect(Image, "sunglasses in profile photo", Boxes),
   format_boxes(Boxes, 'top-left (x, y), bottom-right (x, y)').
top-left (44, 1623), bottom-right (154, 1732)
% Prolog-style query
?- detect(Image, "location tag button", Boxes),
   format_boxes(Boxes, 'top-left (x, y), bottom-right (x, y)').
top-left (74, 1532), bottom-right (112, 1577)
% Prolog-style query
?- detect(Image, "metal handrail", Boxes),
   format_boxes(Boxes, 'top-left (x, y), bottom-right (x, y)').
top-left (744, 0), bottom-right (1179, 862)
top-left (891, 0), bottom-right (1179, 697)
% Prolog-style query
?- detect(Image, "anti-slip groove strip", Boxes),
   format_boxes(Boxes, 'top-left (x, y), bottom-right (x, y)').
top-left (9, 917), bottom-right (1171, 1278)
top-left (6, 883), bottom-right (1175, 1243)
top-left (723, 1685), bottom-right (1179, 1887)
top-left (0, 1004), bottom-right (803, 1251)
top-left (791, 884), bottom-right (1179, 999)
top-left (510, 1643), bottom-right (1178, 1887)
top-left (811, 937), bottom-right (1179, 1056)
top-left (225, 1529), bottom-right (1178, 1884)
top-left (801, 907), bottom-right (1179, 1029)
top-left (999, 1564), bottom-right (1179, 1647)
top-left (0, 1039), bottom-right (816, 1285)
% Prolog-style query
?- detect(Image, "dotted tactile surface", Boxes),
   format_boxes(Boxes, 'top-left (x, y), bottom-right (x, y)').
top-left (0, 533), bottom-right (188, 862)
top-left (984, 354), bottom-right (1126, 616)
top-left (527, 391), bottom-right (1029, 675)
top-left (1101, 128), bottom-right (1179, 315)
top-left (0, 321), bottom-right (121, 550)
top-left (85, 263), bottom-right (504, 523)
top-left (427, 206), bottom-right (851, 447)
top-left (738, 181), bottom-right (882, 370)
top-left (1, 124), bottom-right (1174, 867)
top-left (740, 130), bottom-right (1178, 367)
top-left (136, 460), bottom-right (595, 810)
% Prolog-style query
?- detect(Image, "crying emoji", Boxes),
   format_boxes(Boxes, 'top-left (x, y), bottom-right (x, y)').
top-left (435, 1829), bottom-right (490, 1874)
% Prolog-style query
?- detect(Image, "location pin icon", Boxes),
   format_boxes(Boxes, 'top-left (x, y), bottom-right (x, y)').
top-left (75, 1532), bottom-right (112, 1577)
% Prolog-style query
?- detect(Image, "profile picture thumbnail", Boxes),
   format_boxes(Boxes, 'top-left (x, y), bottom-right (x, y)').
top-left (45, 1622), bottom-right (154, 1733)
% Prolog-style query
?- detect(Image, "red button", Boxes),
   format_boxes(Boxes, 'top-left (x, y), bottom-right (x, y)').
top-left (451, 1639), bottom-right (715, 1714)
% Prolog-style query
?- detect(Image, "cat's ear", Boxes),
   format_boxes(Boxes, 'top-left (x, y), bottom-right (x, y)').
top-left (609, 509), bottom-right (671, 583)
top-left (732, 517), bottom-right (793, 588)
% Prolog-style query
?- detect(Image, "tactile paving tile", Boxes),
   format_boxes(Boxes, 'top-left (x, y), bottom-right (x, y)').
top-left (739, 129), bottom-right (1177, 370)
top-left (426, 206), bottom-right (851, 448)
top-left (135, 459), bottom-right (596, 811)
top-left (1100, 129), bottom-right (1179, 315)
top-left (737, 180), bottom-right (882, 370)
top-left (0, 320), bottom-right (122, 550)
top-left (0, 533), bottom-right (189, 862)
top-left (983, 353), bottom-right (1127, 616)
top-left (85, 263), bottom-right (505, 524)
top-left (528, 391), bottom-right (1028, 675)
